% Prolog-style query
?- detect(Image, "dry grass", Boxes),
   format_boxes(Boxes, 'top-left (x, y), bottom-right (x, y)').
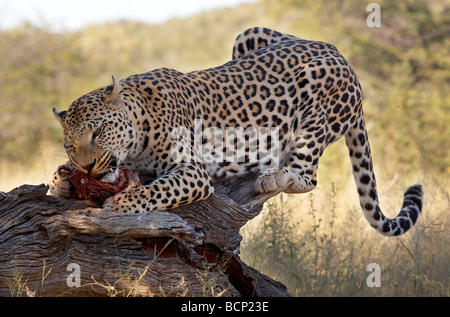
top-left (240, 177), bottom-right (449, 296)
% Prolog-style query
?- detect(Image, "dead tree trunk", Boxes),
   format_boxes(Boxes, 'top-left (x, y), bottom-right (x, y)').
top-left (0, 173), bottom-right (290, 297)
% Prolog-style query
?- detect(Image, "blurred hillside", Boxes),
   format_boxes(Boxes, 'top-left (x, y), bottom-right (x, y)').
top-left (0, 0), bottom-right (449, 188)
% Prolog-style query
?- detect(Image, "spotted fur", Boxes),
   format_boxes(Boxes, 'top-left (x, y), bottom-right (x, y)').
top-left (50, 27), bottom-right (423, 236)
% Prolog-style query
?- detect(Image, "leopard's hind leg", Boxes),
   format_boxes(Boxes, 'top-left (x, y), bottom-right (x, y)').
top-left (254, 129), bottom-right (325, 194)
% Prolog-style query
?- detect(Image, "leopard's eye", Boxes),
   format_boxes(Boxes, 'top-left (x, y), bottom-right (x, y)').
top-left (92, 126), bottom-right (102, 139)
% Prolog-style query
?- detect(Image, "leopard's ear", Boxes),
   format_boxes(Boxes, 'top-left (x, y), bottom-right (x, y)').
top-left (52, 107), bottom-right (67, 127)
top-left (104, 75), bottom-right (122, 107)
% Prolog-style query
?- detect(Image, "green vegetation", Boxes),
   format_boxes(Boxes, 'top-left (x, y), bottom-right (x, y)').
top-left (0, 0), bottom-right (448, 296)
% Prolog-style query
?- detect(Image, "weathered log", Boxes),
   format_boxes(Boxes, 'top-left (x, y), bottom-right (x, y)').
top-left (0, 173), bottom-right (290, 297)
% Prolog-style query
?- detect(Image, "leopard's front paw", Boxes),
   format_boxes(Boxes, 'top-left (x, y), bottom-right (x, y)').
top-left (103, 190), bottom-right (149, 213)
top-left (103, 192), bottom-right (126, 212)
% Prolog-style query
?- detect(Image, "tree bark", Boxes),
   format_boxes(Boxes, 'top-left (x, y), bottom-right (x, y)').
top-left (0, 173), bottom-right (290, 297)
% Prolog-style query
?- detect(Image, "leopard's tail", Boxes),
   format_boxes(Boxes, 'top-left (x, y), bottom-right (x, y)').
top-left (232, 27), bottom-right (298, 60)
top-left (345, 113), bottom-right (423, 236)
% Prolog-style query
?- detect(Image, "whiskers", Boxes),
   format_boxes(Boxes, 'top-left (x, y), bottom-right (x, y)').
top-left (96, 151), bottom-right (118, 174)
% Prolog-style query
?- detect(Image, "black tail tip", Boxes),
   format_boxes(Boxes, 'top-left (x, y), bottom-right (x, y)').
top-left (405, 184), bottom-right (424, 208)
top-left (406, 184), bottom-right (423, 196)
top-left (402, 184), bottom-right (424, 221)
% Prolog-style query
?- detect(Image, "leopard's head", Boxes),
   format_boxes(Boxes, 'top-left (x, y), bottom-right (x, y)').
top-left (53, 75), bottom-right (136, 179)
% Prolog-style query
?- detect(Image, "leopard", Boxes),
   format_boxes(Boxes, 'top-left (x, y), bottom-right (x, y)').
top-left (50, 27), bottom-right (423, 236)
